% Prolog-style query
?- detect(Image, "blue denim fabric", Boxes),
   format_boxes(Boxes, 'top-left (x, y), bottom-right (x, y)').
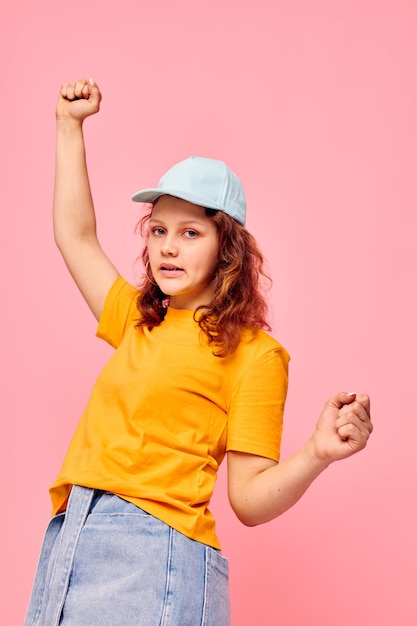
top-left (24, 486), bottom-right (230, 625)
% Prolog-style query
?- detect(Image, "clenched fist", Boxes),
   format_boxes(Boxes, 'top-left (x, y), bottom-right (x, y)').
top-left (310, 392), bottom-right (373, 464)
top-left (56, 78), bottom-right (102, 123)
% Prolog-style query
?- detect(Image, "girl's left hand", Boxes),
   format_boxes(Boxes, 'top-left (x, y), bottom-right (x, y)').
top-left (310, 392), bottom-right (373, 465)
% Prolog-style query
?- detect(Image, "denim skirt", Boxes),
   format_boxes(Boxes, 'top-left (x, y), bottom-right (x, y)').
top-left (24, 486), bottom-right (230, 625)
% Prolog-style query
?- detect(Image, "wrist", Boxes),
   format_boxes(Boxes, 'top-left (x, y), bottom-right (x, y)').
top-left (304, 437), bottom-right (332, 473)
top-left (56, 116), bottom-right (84, 131)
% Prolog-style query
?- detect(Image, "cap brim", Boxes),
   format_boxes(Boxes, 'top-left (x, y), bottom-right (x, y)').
top-left (131, 188), bottom-right (164, 203)
top-left (131, 188), bottom-right (223, 211)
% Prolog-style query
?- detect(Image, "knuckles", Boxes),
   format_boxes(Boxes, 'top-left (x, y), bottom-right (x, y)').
top-left (355, 393), bottom-right (371, 411)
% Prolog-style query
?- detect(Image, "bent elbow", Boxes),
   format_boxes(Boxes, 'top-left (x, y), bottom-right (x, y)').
top-left (229, 500), bottom-right (267, 527)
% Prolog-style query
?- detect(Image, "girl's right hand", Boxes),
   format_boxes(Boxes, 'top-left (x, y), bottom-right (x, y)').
top-left (56, 78), bottom-right (102, 123)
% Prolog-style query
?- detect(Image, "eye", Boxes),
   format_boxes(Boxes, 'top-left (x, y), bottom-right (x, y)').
top-left (184, 229), bottom-right (198, 238)
top-left (151, 227), bottom-right (166, 237)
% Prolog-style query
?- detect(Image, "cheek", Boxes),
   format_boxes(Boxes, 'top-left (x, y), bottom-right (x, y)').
top-left (147, 239), bottom-right (157, 258)
top-left (205, 246), bottom-right (220, 277)
top-left (210, 242), bottom-right (220, 267)
top-left (146, 244), bottom-right (159, 272)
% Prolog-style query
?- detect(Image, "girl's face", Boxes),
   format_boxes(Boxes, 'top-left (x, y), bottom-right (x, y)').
top-left (147, 195), bottom-right (219, 310)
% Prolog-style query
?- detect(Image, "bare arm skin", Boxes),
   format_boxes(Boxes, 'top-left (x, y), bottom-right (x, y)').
top-left (228, 392), bottom-right (373, 526)
top-left (54, 78), bottom-right (119, 320)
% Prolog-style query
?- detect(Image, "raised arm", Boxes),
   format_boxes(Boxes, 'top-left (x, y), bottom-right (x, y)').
top-left (54, 78), bottom-right (119, 320)
top-left (228, 392), bottom-right (373, 526)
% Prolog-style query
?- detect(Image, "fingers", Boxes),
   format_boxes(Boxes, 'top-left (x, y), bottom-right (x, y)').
top-left (312, 391), bottom-right (373, 463)
top-left (355, 393), bottom-right (371, 415)
top-left (327, 391), bottom-right (371, 417)
top-left (336, 399), bottom-right (373, 446)
top-left (327, 391), bottom-right (357, 410)
top-left (339, 399), bottom-right (371, 424)
top-left (60, 79), bottom-right (83, 101)
top-left (57, 78), bottom-right (102, 121)
top-left (60, 78), bottom-right (99, 102)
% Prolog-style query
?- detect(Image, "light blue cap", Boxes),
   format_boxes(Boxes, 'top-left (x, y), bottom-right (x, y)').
top-left (131, 156), bottom-right (246, 225)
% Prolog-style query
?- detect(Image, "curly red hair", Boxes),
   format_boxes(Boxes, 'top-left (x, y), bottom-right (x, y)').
top-left (135, 207), bottom-right (271, 357)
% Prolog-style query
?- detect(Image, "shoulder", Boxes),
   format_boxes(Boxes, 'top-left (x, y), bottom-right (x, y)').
top-left (97, 276), bottom-right (140, 348)
top-left (106, 275), bottom-right (140, 302)
top-left (222, 328), bottom-right (290, 396)
top-left (237, 327), bottom-right (290, 364)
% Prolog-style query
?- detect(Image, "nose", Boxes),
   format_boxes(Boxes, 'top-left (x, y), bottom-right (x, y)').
top-left (161, 236), bottom-right (178, 256)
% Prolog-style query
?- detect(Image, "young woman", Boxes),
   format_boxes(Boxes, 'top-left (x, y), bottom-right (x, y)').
top-left (24, 78), bottom-right (373, 626)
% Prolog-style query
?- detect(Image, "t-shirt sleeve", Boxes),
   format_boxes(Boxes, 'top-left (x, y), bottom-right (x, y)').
top-left (96, 276), bottom-right (140, 349)
top-left (226, 348), bottom-right (289, 462)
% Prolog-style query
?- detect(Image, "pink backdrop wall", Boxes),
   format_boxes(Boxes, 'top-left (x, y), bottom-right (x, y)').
top-left (2, 1), bottom-right (416, 624)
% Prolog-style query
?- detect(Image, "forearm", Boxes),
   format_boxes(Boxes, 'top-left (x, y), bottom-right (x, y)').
top-left (229, 393), bottom-right (373, 527)
top-left (53, 119), bottom-right (97, 249)
top-left (230, 439), bottom-right (330, 526)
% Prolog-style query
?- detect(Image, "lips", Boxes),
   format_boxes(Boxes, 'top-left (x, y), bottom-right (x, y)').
top-left (161, 263), bottom-right (182, 270)
top-left (159, 263), bottom-right (184, 276)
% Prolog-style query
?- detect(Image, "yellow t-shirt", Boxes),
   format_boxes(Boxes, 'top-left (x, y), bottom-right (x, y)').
top-left (50, 277), bottom-right (289, 548)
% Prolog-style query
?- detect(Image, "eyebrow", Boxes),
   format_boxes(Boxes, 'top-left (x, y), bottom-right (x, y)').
top-left (149, 218), bottom-right (206, 227)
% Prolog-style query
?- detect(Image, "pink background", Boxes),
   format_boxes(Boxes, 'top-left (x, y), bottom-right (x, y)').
top-left (2, 1), bottom-right (416, 624)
